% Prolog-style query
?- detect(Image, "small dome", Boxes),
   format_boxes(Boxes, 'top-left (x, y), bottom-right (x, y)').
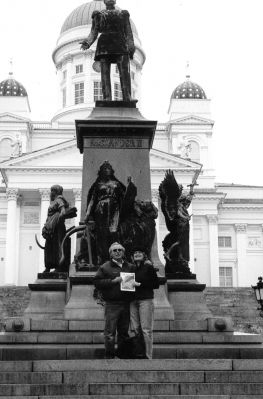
top-left (0, 74), bottom-right (27, 97)
top-left (171, 79), bottom-right (207, 100)
top-left (61, 0), bottom-right (138, 37)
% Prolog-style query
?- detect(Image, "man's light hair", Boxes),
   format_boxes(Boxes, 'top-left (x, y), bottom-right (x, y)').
top-left (109, 242), bottom-right (125, 255)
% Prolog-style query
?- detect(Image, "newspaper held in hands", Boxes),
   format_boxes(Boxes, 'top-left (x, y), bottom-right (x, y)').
top-left (120, 272), bottom-right (135, 292)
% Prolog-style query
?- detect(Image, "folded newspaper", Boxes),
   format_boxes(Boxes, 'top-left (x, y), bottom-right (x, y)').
top-left (120, 272), bottom-right (135, 292)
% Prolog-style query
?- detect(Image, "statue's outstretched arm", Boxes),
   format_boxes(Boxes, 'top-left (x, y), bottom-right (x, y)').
top-left (80, 11), bottom-right (100, 49)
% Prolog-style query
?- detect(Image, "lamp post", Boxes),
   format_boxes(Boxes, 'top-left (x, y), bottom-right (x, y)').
top-left (252, 277), bottom-right (263, 317)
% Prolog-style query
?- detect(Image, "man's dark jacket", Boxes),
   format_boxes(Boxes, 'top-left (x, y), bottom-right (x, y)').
top-left (94, 260), bottom-right (135, 302)
top-left (134, 261), bottom-right (159, 300)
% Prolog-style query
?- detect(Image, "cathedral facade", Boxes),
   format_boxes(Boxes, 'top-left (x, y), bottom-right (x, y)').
top-left (0, 0), bottom-right (262, 287)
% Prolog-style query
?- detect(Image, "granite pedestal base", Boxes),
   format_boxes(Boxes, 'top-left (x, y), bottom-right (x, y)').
top-left (64, 263), bottom-right (104, 320)
top-left (24, 278), bottom-right (67, 319)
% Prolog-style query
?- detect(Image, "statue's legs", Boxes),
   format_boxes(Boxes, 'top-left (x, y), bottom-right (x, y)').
top-left (117, 55), bottom-right (132, 101)
top-left (100, 59), bottom-right (112, 101)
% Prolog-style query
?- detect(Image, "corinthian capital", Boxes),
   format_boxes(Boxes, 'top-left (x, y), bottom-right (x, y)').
top-left (39, 189), bottom-right (50, 201)
top-left (235, 223), bottom-right (247, 233)
top-left (206, 214), bottom-right (218, 224)
top-left (6, 188), bottom-right (19, 201)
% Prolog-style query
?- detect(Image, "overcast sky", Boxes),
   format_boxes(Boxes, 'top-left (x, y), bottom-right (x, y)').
top-left (0, 0), bottom-right (262, 186)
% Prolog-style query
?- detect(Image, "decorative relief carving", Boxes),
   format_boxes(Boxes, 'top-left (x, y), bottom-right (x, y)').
top-left (39, 189), bottom-right (50, 201)
top-left (235, 224), bottom-right (247, 233)
top-left (73, 189), bottom-right (82, 202)
top-left (248, 236), bottom-right (262, 248)
top-left (206, 215), bottom-right (218, 224)
top-left (23, 212), bottom-right (39, 225)
top-left (87, 138), bottom-right (144, 149)
top-left (6, 189), bottom-right (19, 201)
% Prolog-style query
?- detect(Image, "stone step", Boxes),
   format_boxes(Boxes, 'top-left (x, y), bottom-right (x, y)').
top-left (1, 344), bottom-right (263, 360)
top-left (0, 370), bottom-right (263, 385)
top-left (32, 358), bottom-right (233, 372)
top-left (0, 331), bottom-right (261, 344)
top-left (0, 382), bottom-right (261, 396)
top-left (0, 396), bottom-right (232, 399)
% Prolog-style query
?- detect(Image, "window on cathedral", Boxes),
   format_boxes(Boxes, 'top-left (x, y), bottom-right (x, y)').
top-left (188, 140), bottom-right (200, 162)
top-left (75, 82), bottom-right (84, 104)
top-left (93, 81), bottom-right (103, 101)
top-left (76, 64), bottom-right (83, 74)
top-left (218, 236), bottom-right (232, 247)
top-left (62, 88), bottom-right (66, 107)
top-left (219, 267), bottom-right (233, 287)
top-left (114, 82), bottom-right (123, 101)
top-left (0, 138), bottom-right (13, 160)
top-left (115, 65), bottom-right (119, 74)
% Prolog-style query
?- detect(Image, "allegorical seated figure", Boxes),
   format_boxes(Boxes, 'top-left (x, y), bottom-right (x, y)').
top-left (41, 185), bottom-right (77, 274)
top-left (80, 0), bottom-right (135, 101)
top-left (159, 170), bottom-right (194, 277)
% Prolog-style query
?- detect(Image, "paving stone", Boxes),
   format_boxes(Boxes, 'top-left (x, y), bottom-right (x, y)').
top-left (89, 383), bottom-right (180, 395)
top-left (203, 332), bottom-right (263, 344)
top-left (2, 347), bottom-right (67, 361)
top-left (181, 382), bottom-right (263, 395)
top-left (39, 396), bottom-right (230, 399)
top-left (0, 383), bottom-right (90, 396)
top-left (33, 358), bottom-right (232, 372)
top-left (205, 370), bottom-right (263, 383)
top-left (31, 320), bottom-right (69, 331)
top-left (0, 361), bottom-right (32, 372)
top-left (37, 332), bottom-right (93, 344)
top-left (233, 359), bottom-right (263, 370)
top-left (63, 370), bottom-right (204, 383)
top-left (240, 347), bottom-right (263, 358)
top-left (153, 332), bottom-right (203, 343)
top-left (169, 320), bottom-right (208, 331)
top-left (92, 332), bottom-right (104, 344)
top-left (66, 346), bottom-right (104, 359)
top-left (0, 371), bottom-right (62, 384)
top-left (176, 346), bottom-right (241, 359)
top-left (0, 333), bottom-right (38, 344)
top-left (68, 321), bottom-right (104, 331)
top-left (152, 320), bottom-right (170, 331)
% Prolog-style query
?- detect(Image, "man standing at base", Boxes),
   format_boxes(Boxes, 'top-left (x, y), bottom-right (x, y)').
top-left (94, 242), bottom-right (139, 358)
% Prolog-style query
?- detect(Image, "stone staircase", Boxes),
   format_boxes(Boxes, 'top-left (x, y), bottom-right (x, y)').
top-left (0, 358), bottom-right (263, 397)
top-left (0, 319), bottom-right (263, 397)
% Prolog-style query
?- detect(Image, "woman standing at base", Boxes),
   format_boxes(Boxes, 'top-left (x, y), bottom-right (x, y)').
top-left (130, 247), bottom-right (159, 359)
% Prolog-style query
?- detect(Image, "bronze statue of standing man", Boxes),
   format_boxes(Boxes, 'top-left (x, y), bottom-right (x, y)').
top-left (80, 0), bottom-right (135, 101)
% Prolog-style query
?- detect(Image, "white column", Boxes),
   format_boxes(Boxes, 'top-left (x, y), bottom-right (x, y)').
top-left (38, 189), bottom-right (50, 272)
top-left (235, 224), bottom-right (247, 286)
top-left (4, 189), bottom-right (19, 285)
top-left (207, 215), bottom-right (220, 286)
top-left (189, 203), bottom-right (195, 273)
top-left (72, 189), bottom-right (82, 260)
top-left (73, 189), bottom-right (82, 224)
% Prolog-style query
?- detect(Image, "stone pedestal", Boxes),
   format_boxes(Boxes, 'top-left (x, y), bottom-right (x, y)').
top-left (64, 263), bottom-right (104, 320)
top-left (24, 278), bottom-right (67, 319)
top-left (74, 103), bottom-right (174, 321)
top-left (168, 279), bottom-right (212, 321)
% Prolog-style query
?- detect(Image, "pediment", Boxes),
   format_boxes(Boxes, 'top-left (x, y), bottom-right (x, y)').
top-left (0, 140), bottom-right (82, 168)
top-left (169, 115), bottom-right (214, 125)
top-left (150, 148), bottom-right (201, 170)
top-left (0, 112), bottom-right (30, 123)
